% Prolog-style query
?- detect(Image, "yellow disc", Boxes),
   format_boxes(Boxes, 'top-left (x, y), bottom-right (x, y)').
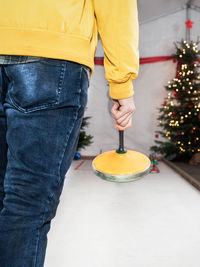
top-left (93, 150), bottom-right (150, 176)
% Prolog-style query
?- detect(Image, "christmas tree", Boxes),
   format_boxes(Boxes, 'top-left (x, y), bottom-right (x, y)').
top-left (150, 38), bottom-right (200, 161)
top-left (76, 116), bottom-right (93, 151)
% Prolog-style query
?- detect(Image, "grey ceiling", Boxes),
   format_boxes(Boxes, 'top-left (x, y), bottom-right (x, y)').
top-left (137, 0), bottom-right (200, 23)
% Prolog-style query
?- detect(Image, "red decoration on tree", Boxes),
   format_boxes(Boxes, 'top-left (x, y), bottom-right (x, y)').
top-left (173, 91), bottom-right (179, 98)
top-left (188, 105), bottom-right (193, 108)
top-left (177, 132), bottom-right (181, 135)
top-left (172, 111), bottom-right (176, 114)
top-left (176, 60), bottom-right (183, 78)
top-left (164, 100), bottom-right (167, 105)
top-left (190, 130), bottom-right (194, 134)
top-left (155, 134), bottom-right (159, 138)
top-left (185, 19), bottom-right (194, 29)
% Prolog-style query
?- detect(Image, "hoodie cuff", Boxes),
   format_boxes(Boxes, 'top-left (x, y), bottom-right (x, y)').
top-left (109, 79), bottom-right (135, 99)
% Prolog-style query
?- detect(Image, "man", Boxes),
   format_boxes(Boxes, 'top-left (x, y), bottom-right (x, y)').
top-left (0, 0), bottom-right (139, 266)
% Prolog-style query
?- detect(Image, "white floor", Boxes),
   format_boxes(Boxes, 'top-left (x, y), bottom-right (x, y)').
top-left (44, 160), bottom-right (200, 267)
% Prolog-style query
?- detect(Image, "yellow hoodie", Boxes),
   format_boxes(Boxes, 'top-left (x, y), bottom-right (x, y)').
top-left (0, 0), bottom-right (139, 99)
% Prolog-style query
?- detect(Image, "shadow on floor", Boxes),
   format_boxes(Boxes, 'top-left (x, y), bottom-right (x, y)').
top-left (172, 161), bottom-right (200, 181)
top-left (162, 157), bottom-right (200, 191)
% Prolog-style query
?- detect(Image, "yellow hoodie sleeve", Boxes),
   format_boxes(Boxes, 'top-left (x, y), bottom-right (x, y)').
top-left (93, 0), bottom-right (140, 99)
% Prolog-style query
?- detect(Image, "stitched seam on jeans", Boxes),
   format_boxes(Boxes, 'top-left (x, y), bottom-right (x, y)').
top-left (45, 111), bottom-right (81, 211)
top-left (57, 66), bottom-right (82, 182)
top-left (44, 66), bottom-right (82, 209)
top-left (57, 62), bottom-right (66, 100)
top-left (82, 65), bottom-right (91, 81)
top-left (32, 228), bottom-right (40, 267)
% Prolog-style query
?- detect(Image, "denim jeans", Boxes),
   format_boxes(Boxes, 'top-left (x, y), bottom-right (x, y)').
top-left (0, 57), bottom-right (90, 266)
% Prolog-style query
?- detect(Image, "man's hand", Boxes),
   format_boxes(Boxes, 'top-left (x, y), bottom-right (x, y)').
top-left (111, 97), bottom-right (136, 130)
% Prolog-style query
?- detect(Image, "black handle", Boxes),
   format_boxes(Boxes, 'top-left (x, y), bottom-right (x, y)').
top-left (112, 100), bottom-right (127, 154)
top-left (116, 130), bottom-right (127, 154)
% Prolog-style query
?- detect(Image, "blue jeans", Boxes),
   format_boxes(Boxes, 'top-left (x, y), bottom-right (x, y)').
top-left (0, 57), bottom-right (90, 266)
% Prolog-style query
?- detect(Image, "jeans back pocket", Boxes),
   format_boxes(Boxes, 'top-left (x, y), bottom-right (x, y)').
top-left (4, 59), bottom-right (67, 113)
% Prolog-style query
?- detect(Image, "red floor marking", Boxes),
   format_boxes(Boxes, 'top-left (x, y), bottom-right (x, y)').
top-left (74, 160), bottom-right (85, 170)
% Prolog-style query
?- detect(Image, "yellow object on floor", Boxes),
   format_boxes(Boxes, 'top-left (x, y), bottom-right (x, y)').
top-left (92, 150), bottom-right (151, 183)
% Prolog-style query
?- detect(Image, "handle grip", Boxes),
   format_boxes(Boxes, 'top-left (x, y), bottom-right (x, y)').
top-left (116, 130), bottom-right (127, 154)
top-left (112, 100), bottom-right (127, 154)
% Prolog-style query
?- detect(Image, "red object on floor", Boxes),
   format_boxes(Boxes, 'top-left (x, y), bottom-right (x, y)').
top-left (74, 160), bottom-right (85, 170)
top-left (150, 166), bottom-right (160, 173)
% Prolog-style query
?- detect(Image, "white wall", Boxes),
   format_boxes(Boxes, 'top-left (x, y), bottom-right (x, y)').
top-left (82, 8), bottom-right (200, 156)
